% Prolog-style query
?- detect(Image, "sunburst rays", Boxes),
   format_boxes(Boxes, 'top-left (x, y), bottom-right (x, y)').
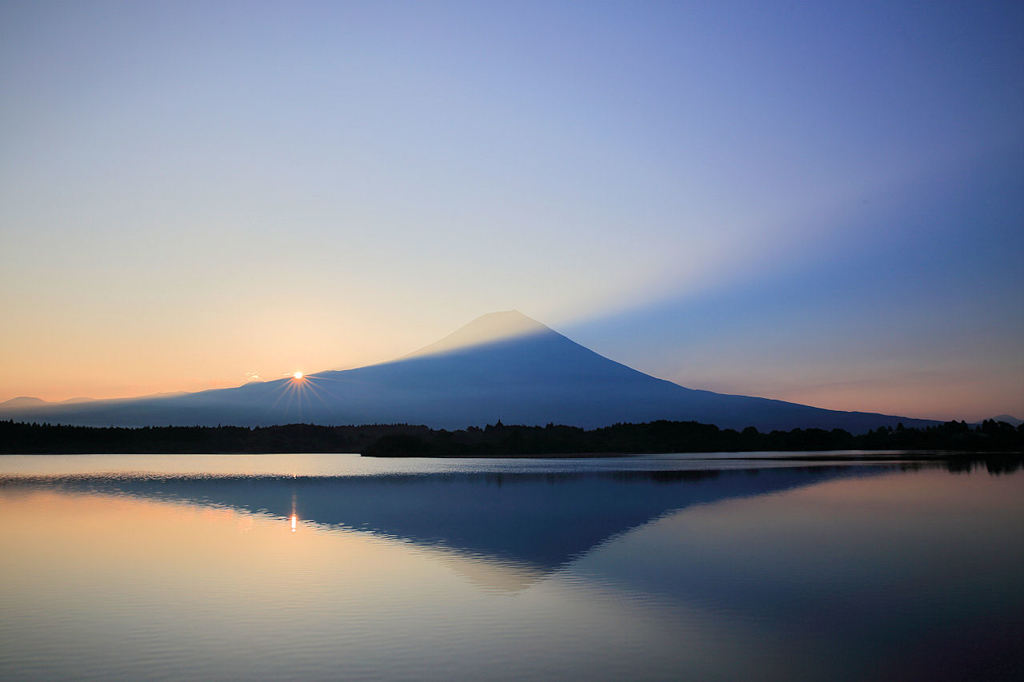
top-left (266, 372), bottom-right (331, 422)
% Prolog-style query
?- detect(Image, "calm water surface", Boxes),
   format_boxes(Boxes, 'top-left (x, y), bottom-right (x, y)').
top-left (1, 453), bottom-right (1021, 681)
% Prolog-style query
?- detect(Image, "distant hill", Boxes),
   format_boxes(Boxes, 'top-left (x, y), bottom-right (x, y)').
top-left (989, 414), bottom-right (1022, 427)
top-left (0, 396), bottom-right (47, 408)
top-left (0, 311), bottom-right (939, 432)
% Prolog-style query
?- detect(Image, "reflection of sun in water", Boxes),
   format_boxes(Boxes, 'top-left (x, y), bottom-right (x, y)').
top-left (293, 371), bottom-right (304, 380)
top-left (290, 514), bottom-right (298, 533)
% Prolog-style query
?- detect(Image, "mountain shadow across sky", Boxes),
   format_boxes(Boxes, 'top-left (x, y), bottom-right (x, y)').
top-left (0, 311), bottom-right (937, 432)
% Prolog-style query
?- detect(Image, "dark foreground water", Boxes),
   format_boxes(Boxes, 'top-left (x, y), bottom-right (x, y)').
top-left (0, 453), bottom-right (1021, 681)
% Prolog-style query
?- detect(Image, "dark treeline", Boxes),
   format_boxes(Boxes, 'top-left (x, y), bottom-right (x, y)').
top-left (1, 418), bottom-right (1022, 456)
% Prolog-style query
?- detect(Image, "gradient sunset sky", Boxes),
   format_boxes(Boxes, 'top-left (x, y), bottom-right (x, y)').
top-left (1, 1), bottom-right (1021, 421)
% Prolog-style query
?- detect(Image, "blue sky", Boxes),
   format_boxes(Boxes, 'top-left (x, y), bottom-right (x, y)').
top-left (1, 1), bottom-right (1021, 419)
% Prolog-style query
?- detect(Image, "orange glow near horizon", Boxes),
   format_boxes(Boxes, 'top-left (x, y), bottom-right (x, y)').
top-left (0, 307), bottom-right (1020, 422)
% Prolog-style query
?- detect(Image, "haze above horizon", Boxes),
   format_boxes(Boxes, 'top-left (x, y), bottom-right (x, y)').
top-left (1, 1), bottom-right (1021, 421)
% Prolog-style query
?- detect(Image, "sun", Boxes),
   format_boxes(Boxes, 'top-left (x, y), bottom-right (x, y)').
top-left (293, 371), bottom-right (304, 380)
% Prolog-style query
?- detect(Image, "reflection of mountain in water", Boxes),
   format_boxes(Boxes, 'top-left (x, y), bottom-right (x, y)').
top-left (34, 467), bottom-right (890, 571)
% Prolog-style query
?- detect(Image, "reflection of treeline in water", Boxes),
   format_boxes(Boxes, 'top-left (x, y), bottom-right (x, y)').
top-left (2, 418), bottom-right (1022, 456)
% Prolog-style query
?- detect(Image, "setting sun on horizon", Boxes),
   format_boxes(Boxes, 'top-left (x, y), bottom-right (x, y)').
top-left (0, 4), bottom-right (1022, 681)
top-left (0, 1), bottom-right (1021, 421)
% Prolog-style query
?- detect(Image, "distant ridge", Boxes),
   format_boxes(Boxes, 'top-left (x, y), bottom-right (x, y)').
top-left (0, 311), bottom-right (939, 433)
top-left (0, 396), bottom-right (47, 408)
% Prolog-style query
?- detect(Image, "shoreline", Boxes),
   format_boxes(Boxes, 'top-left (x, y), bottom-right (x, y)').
top-left (1, 449), bottom-right (1021, 459)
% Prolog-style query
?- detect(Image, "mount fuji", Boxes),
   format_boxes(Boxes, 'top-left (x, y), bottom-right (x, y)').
top-left (0, 311), bottom-right (935, 432)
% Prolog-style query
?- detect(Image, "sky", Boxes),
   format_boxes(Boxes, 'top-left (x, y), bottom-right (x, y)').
top-left (1, 0), bottom-right (1021, 421)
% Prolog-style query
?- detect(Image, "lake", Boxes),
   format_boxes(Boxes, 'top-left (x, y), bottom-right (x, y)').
top-left (1, 453), bottom-right (1021, 680)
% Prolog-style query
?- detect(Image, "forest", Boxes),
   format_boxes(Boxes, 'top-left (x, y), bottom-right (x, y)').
top-left (2, 417), bottom-right (1021, 457)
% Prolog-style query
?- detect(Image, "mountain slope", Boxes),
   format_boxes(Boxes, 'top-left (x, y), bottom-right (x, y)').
top-left (0, 396), bottom-right (47, 408)
top-left (0, 311), bottom-right (937, 432)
